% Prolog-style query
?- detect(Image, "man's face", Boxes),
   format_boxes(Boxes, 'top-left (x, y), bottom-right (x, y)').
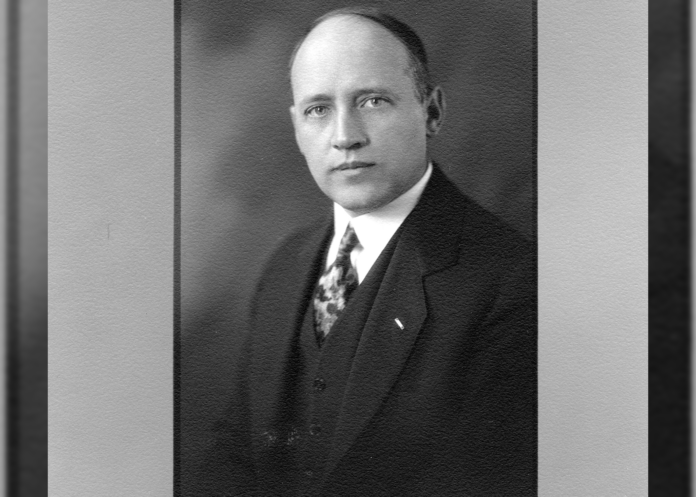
top-left (290, 16), bottom-right (431, 216)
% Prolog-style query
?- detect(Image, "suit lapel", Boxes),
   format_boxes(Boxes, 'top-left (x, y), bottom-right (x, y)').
top-left (322, 233), bottom-right (427, 479)
top-left (248, 219), bottom-right (332, 459)
top-left (322, 165), bottom-right (464, 479)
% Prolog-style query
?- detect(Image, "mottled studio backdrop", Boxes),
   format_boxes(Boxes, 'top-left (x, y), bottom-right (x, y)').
top-left (181, 0), bottom-right (535, 472)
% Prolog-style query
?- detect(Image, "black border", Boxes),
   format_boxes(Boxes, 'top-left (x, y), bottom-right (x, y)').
top-left (174, 0), bottom-right (183, 495)
top-left (648, 0), bottom-right (691, 493)
top-left (533, 0), bottom-right (538, 247)
top-left (6, 0), bottom-right (19, 493)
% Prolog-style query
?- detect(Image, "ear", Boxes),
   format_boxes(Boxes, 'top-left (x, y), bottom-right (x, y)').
top-left (424, 86), bottom-right (445, 137)
top-left (289, 105), bottom-right (305, 154)
top-left (289, 105), bottom-right (301, 144)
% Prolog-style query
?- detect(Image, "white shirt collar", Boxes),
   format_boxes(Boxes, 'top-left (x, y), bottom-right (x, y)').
top-left (328, 162), bottom-right (433, 281)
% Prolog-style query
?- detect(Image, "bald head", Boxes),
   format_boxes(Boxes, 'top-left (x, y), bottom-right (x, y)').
top-left (291, 15), bottom-right (419, 103)
top-left (290, 9), bottom-right (432, 102)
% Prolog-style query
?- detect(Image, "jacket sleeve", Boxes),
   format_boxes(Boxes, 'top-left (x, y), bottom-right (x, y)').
top-left (463, 248), bottom-right (537, 495)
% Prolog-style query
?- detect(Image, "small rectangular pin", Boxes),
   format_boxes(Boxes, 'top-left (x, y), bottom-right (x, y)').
top-left (394, 318), bottom-right (404, 330)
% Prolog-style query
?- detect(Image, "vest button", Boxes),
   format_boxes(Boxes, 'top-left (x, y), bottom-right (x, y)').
top-left (309, 424), bottom-right (322, 436)
top-left (313, 378), bottom-right (326, 391)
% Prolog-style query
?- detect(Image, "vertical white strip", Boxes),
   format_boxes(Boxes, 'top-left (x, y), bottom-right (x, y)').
top-left (48, 2), bottom-right (174, 496)
top-left (538, 2), bottom-right (648, 496)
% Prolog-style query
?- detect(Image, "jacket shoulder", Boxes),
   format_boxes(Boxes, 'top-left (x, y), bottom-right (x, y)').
top-left (263, 215), bottom-right (331, 271)
top-left (457, 194), bottom-right (534, 257)
top-left (249, 215), bottom-right (331, 316)
top-left (420, 165), bottom-right (534, 264)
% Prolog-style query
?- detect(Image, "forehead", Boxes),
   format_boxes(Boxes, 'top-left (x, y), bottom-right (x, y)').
top-left (291, 16), bottom-right (413, 97)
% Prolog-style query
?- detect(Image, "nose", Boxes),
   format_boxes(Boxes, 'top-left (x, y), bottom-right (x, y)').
top-left (331, 109), bottom-right (368, 150)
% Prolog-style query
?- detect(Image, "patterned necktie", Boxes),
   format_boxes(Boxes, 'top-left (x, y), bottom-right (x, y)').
top-left (313, 224), bottom-right (361, 345)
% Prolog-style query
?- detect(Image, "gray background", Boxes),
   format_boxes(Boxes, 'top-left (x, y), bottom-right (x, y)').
top-left (181, 0), bottom-right (536, 476)
top-left (538, 3), bottom-right (647, 495)
top-left (48, 1), bottom-right (647, 495)
top-left (49, 2), bottom-right (174, 496)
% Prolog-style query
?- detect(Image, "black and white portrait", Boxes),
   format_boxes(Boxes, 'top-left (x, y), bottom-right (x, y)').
top-left (180, 3), bottom-right (536, 495)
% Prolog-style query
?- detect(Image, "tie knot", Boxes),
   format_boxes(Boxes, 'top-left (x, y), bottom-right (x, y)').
top-left (336, 224), bottom-right (360, 260)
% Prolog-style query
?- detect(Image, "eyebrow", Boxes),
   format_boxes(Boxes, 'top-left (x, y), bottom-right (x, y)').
top-left (298, 93), bottom-right (332, 108)
top-left (298, 88), bottom-right (399, 108)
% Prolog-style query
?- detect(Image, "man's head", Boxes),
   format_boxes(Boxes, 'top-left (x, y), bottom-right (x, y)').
top-left (289, 8), bottom-right (445, 217)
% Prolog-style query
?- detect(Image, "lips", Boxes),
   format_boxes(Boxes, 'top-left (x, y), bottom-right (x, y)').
top-left (333, 161), bottom-right (375, 171)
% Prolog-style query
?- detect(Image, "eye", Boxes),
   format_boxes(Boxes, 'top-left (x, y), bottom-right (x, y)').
top-left (305, 105), bottom-right (329, 117)
top-left (362, 97), bottom-right (388, 108)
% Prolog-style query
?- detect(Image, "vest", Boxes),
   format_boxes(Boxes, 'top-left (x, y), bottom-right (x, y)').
top-left (288, 228), bottom-right (403, 496)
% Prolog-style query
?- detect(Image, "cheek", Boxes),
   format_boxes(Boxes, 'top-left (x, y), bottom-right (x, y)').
top-left (379, 109), bottom-right (426, 142)
top-left (296, 127), bottom-right (327, 159)
top-left (379, 123), bottom-right (425, 156)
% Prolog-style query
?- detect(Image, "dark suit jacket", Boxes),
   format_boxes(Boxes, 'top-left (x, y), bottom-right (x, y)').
top-left (195, 165), bottom-right (536, 496)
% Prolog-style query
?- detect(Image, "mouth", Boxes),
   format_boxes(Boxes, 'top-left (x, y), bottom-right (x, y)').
top-left (333, 161), bottom-right (375, 172)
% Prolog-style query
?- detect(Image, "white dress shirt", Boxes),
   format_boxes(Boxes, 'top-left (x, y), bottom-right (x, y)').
top-left (325, 162), bottom-right (433, 283)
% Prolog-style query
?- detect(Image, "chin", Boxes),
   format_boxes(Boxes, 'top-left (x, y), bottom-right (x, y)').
top-left (336, 196), bottom-right (390, 216)
top-left (328, 184), bottom-right (399, 216)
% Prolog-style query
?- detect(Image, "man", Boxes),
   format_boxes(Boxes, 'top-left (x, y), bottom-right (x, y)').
top-left (196, 7), bottom-right (536, 496)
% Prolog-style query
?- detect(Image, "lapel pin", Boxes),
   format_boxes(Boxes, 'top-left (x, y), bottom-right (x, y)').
top-left (394, 318), bottom-right (404, 330)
